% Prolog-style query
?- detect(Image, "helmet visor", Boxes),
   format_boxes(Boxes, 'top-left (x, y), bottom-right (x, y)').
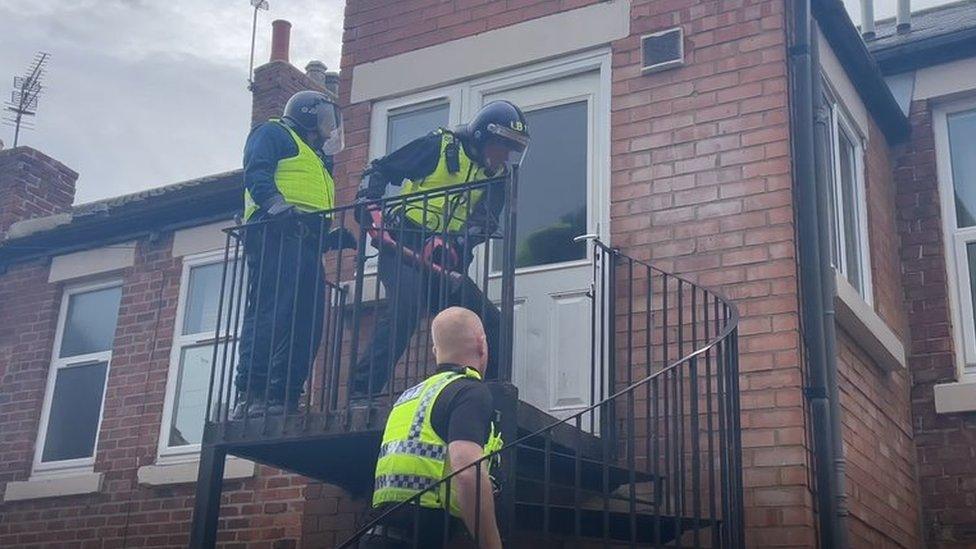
top-left (486, 122), bottom-right (529, 167)
top-left (317, 102), bottom-right (345, 156)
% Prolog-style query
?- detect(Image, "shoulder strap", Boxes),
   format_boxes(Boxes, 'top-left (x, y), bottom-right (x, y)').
top-left (443, 131), bottom-right (461, 174)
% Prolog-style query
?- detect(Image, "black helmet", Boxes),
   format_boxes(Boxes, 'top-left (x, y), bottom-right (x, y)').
top-left (466, 100), bottom-right (530, 171)
top-left (282, 90), bottom-right (344, 155)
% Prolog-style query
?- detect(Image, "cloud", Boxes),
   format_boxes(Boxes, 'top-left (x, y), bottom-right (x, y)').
top-left (0, 0), bottom-right (343, 204)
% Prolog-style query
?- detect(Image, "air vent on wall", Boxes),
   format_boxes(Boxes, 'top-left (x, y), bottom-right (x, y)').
top-left (641, 27), bottom-right (684, 75)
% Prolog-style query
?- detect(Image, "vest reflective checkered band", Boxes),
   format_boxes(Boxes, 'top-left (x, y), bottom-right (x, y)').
top-left (372, 368), bottom-right (502, 516)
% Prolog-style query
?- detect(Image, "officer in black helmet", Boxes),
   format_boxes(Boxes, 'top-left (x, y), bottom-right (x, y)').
top-left (350, 100), bottom-right (530, 399)
top-left (234, 90), bottom-right (355, 418)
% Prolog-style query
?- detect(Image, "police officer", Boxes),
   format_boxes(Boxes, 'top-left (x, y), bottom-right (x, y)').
top-left (350, 100), bottom-right (530, 398)
top-left (234, 90), bottom-right (352, 418)
top-left (362, 307), bottom-right (504, 549)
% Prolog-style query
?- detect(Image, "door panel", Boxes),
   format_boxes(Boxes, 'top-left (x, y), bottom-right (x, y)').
top-left (481, 70), bottom-right (606, 419)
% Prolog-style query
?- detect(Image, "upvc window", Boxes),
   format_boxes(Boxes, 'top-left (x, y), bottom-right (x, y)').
top-left (823, 88), bottom-right (872, 301)
top-left (935, 98), bottom-right (976, 377)
top-left (159, 252), bottom-right (241, 458)
top-left (34, 281), bottom-right (122, 475)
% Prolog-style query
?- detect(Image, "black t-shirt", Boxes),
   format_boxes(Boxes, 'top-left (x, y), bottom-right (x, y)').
top-left (429, 364), bottom-right (494, 447)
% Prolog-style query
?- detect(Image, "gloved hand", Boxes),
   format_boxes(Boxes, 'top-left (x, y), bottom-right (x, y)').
top-left (324, 227), bottom-right (358, 252)
top-left (422, 235), bottom-right (460, 270)
top-left (354, 195), bottom-right (379, 228)
top-left (264, 194), bottom-right (296, 217)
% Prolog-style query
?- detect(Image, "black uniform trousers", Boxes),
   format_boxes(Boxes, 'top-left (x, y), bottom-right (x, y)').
top-left (349, 222), bottom-right (500, 396)
top-left (235, 215), bottom-right (327, 404)
top-left (356, 504), bottom-right (466, 549)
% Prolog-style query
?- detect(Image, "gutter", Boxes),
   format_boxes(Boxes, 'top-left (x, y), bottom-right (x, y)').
top-left (0, 178), bottom-right (240, 268)
top-left (870, 27), bottom-right (976, 74)
top-left (788, 1), bottom-right (848, 547)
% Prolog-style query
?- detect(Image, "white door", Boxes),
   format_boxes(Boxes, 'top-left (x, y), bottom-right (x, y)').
top-left (478, 69), bottom-right (608, 419)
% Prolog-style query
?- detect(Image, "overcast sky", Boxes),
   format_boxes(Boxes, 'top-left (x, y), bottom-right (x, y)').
top-left (0, 0), bottom-right (961, 204)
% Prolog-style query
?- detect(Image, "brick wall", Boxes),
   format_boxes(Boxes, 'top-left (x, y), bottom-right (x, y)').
top-left (612, 2), bottom-right (812, 546)
top-left (897, 98), bottom-right (976, 547)
top-left (0, 234), bottom-right (309, 548)
top-left (0, 147), bottom-right (77, 235)
top-left (831, 117), bottom-right (919, 548)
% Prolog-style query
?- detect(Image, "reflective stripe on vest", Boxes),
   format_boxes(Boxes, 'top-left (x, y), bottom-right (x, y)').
top-left (372, 368), bottom-right (503, 516)
top-left (398, 130), bottom-right (488, 233)
top-left (243, 120), bottom-right (335, 222)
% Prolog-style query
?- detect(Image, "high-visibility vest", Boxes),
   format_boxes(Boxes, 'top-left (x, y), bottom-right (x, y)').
top-left (243, 120), bottom-right (335, 222)
top-left (398, 130), bottom-right (490, 233)
top-left (372, 368), bottom-right (504, 516)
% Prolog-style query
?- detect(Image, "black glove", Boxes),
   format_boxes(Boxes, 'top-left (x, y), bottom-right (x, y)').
top-left (324, 227), bottom-right (358, 252)
top-left (263, 194), bottom-right (296, 217)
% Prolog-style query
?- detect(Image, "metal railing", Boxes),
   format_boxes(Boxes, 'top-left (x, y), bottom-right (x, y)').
top-left (338, 241), bottom-right (744, 547)
top-left (204, 174), bottom-right (518, 434)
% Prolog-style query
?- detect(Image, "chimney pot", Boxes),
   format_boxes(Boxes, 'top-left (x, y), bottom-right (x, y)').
top-left (897, 0), bottom-right (911, 32)
top-left (860, 0), bottom-right (876, 38)
top-left (270, 19), bottom-right (291, 63)
top-left (324, 71), bottom-right (340, 96)
top-left (305, 60), bottom-right (329, 87)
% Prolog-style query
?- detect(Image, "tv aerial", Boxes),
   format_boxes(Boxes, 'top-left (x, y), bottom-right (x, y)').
top-left (4, 52), bottom-right (50, 148)
top-left (247, 0), bottom-right (270, 90)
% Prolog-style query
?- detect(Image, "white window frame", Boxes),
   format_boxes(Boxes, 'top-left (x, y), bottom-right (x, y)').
top-left (32, 279), bottom-right (122, 477)
top-left (157, 250), bottom-right (241, 461)
top-left (362, 90), bottom-right (460, 275)
top-left (823, 82), bottom-right (873, 304)
top-left (366, 49), bottom-right (611, 278)
top-left (934, 96), bottom-right (976, 380)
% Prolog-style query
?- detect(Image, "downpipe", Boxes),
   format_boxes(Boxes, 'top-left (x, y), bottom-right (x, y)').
top-left (787, 1), bottom-right (848, 547)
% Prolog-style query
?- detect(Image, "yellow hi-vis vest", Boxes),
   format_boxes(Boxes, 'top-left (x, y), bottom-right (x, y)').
top-left (372, 368), bottom-right (504, 516)
top-left (399, 130), bottom-right (490, 233)
top-left (243, 120), bottom-right (335, 222)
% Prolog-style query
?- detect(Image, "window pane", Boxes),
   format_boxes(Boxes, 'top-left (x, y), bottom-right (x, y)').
top-left (387, 103), bottom-right (449, 154)
top-left (169, 344), bottom-right (232, 447)
top-left (59, 286), bottom-right (122, 358)
top-left (41, 361), bottom-right (108, 462)
top-left (967, 243), bottom-right (976, 352)
top-left (825, 124), bottom-right (842, 269)
top-left (183, 262), bottom-right (238, 336)
top-left (369, 103), bottom-right (452, 258)
top-left (838, 130), bottom-right (863, 292)
top-left (493, 101), bottom-right (589, 269)
top-left (949, 109), bottom-right (976, 228)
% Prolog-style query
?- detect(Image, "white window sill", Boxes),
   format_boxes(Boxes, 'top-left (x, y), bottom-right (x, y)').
top-left (3, 471), bottom-right (103, 502)
top-left (934, 379), bottom-right (976, 414)
top-left (137, 456), bottom-right (256, 486)
top-left (833, 271), bottom-right (907, 372)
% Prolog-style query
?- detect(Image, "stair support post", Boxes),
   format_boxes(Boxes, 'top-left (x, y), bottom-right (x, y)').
top-left (189, 437), bottom-right (227, 548)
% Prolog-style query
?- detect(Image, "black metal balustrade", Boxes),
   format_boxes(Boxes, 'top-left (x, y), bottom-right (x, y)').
top-left (188, 167), bottom-right (743, 548)
top-left (338, 241), bottom-right (744, 548)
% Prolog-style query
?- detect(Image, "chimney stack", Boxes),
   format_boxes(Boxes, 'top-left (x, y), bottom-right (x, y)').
top-left (270, 19), bottom-right (291, 63)
top-left (250, 20), bottom-right (332, 127)
top-left (860, 0), bottom-right (876, 38)
top-left (0, 147), bottom-right (77, 237)
top-left (897, 0), bottom-right (911, 32)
